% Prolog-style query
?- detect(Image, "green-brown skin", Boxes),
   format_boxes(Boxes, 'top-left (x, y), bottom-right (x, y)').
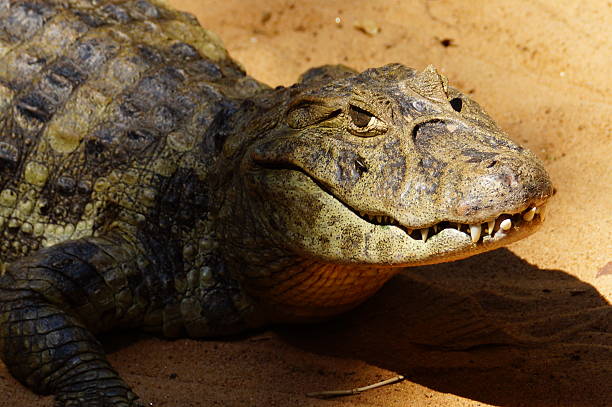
top-left (0, 1), bottom-right (553, 405)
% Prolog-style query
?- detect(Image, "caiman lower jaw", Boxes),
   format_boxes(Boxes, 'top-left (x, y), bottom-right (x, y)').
top-left (357, 204), bottom-right (548, 245)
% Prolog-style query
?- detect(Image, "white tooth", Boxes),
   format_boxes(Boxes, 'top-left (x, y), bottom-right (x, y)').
top-left (536, 205), bottom-right (547, 221)
top-left (523, 207), bottom-right (536, 222)
top-left (500, 218), bottom-right (512, 230)
top-left (376, 216), bottom-right (383, 223)
top-left (487, 220), bottom-right (495, 234)
top-left (433, 224), bottom-right (438, 233)
top-left (421, 228), bottom-right (429, 242)
top-left (406, 228), bottom-right (413, 235)
top-left (469, 224), bottom-right (481, 243)
top-left (456, 223), bottom-right (462, 231)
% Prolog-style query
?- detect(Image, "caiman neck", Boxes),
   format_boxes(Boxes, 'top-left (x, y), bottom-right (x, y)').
top-left (238, 256), bottom-right (399, 322)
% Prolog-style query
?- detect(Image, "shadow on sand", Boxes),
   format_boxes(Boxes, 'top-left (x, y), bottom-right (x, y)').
top-left (279, 248), bottom-right (612, 407)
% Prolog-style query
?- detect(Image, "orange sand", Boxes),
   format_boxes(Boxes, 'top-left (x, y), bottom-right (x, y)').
top-left (1, 1), bottom-right (610, 406)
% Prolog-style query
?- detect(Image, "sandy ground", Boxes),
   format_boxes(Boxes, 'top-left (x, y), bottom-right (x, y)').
top-left (1, 0), bottom-right (610, 406)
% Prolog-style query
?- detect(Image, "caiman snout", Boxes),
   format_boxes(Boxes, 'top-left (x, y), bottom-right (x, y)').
top-left (451, 153), bottom-right (553, 220)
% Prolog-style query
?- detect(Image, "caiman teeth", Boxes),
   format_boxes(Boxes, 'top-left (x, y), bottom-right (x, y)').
top-left (355, 204), bottom-right (544, 244)
top-left (500, 218), bottom-right (512, 230)
top-left (535, 206), bottom-right (547, 221)
top-left (469, 224), bottom-right (481, 243)
top-left (523, 207), bottom-right (536, 221)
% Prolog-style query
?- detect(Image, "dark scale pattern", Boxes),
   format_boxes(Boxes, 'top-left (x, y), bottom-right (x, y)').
top-left (0, 0), bottom-right (251, 249)
top-left (195, 253), bottom-right (247, 335)
top-left (0, 50), bottom-right (49, 91)
top-left (0, 2), bottom-right (264, 405)
top-left (0, 0), bottom-right (55, 43)
top-left (155, 167), bottom-right (210, 229)
top-left (0, 235), bottom-right (146, 401)
top-left (0, 140), bottom-right (18, 166)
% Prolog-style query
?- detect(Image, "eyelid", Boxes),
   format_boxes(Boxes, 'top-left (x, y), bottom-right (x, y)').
top-left (286, 100), bottom-right (342, 128)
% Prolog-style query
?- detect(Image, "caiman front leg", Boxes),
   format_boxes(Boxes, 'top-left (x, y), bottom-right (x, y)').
top-left (0, 233), bottom-right (155, 407)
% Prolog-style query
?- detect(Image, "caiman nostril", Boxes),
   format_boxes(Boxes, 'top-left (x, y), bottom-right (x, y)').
top-left (449, 97), bottom-right (463, 112)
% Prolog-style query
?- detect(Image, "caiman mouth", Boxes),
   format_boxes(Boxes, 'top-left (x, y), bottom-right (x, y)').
top-left (355, 205), bottom-right (547, 244)
top-left (255, 160), bottom-right (549, 246)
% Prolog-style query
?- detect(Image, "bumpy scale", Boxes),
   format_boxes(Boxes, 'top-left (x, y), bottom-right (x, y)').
top-left (0, 0), bottom-right (553, 406)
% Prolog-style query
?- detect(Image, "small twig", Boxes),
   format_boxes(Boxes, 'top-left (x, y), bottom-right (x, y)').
top-left (249, 335), bottom-right (273, 342)
top-left (306, 375), bottom-right (405, 399)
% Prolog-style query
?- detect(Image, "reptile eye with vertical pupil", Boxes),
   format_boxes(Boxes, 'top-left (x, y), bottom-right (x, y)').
top-left (450, 97), bottom-right (463, 112)
top-left (349, 104), bottom-right (374, 127)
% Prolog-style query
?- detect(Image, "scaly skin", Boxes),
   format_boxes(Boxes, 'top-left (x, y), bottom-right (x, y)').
top-left (0, 0), bottom-right (553, 405)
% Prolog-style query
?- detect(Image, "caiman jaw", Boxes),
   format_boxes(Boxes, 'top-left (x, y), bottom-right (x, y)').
top-left (272, 159), bottom-right (552, 247)
top-left (250, 157), bottom-right (551, 263)
top-left (355, 203), bottom-right (548, 244)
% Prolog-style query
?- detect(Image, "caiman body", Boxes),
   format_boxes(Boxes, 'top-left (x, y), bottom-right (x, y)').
top-left (0, 0), bottom-right (553, 405)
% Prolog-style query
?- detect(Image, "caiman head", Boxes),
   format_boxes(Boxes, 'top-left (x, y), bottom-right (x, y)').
top-left (216, 63), bottom-right (553, 320)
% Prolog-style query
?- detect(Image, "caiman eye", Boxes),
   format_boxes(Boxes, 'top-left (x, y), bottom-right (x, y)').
top-left (347, 104), bottom-right (387, 136)
top-left (349, 104), bottom-right (374, 127)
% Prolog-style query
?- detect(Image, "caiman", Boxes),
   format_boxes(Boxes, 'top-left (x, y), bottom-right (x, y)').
top-left (0, 0), bottom-right (553, 405)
